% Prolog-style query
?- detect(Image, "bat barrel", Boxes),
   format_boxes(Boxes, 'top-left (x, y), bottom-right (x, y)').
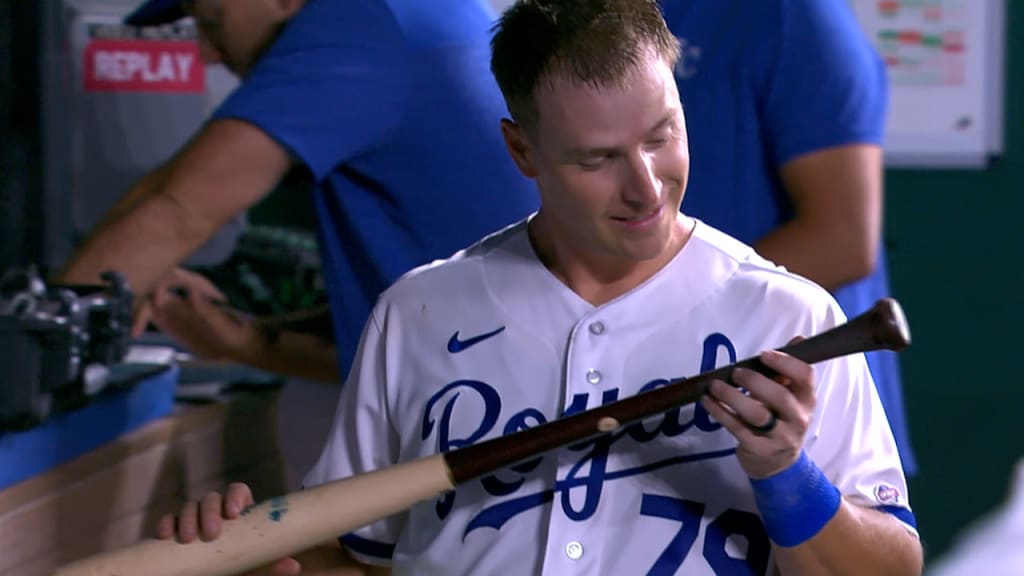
top-left (55, 455), bottom-right (454, 576)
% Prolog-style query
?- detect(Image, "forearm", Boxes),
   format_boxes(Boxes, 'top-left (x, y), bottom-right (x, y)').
top-left (774, 500), bottom-right (921, 576)
top-left (56, 169), bottom-right (162, 286)
top-left (93, 166), bottom-right (169, 233)
top-left (754, 218), bottom-right (877, 291)
top-left (57, 187), bottom-right (221, 297)
top-left (240, 329), bottom-right (341, 384)
top-left (59, 119), bottom-right (292, 297)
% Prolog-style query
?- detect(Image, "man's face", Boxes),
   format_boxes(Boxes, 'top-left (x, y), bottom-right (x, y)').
top-left (507, 51), bottom-right (690, 265)
top-left (184, 0), bottom-right (285, 77)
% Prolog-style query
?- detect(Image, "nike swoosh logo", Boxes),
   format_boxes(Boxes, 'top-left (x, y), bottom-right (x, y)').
top-left (447, 326), bottom-right (506, 353)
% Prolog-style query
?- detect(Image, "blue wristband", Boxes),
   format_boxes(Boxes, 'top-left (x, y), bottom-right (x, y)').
top-left (750, 451), bottom-right (841, 547)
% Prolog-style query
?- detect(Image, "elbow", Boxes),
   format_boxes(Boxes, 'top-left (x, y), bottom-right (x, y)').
top-left (829, 223), bottom-right (880, 285)
top-left (843, 242), bottom-right (877, 283)
top-left (897, 535), bottom-right (925, 576)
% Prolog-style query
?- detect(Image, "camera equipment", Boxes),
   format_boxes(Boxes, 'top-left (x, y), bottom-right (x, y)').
top-left (0, 269), bottom-right (133, 430)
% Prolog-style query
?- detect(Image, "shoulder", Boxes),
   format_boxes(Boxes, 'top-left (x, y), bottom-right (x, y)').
top-left (374, 219), bottom-right (529, 309)
top-left (779, 0), bottom-right (878, 56)
top-left (249, 0), bottom-right (407, 72)
top-left (280, 0), bottom-right (497, 51)
top-left (692, 221), bottom-right (847, 326)
top-left (382, 0), bottom-right (500, 46)
top-left (286, 0), bottom-right (403, 44)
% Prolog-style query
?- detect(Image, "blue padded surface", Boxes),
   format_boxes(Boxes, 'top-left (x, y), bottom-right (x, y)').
top-left (0, 365), bottom-right (178, 491)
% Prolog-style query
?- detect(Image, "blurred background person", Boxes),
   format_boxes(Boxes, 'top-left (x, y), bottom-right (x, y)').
top-left (926, 457), bottom-right (1024, 576)
top-left (58, 0), bottom-right (538, 382)
top-left (659, 0), bottom-right (916, 475)
top-left (57, 0), bottom-right (538, 487)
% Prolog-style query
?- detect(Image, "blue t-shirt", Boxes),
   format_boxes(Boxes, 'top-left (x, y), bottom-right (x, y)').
top-left (212, 0), bottom-right (539, 375)
top-left (662, 0), bottom-right (916, 474)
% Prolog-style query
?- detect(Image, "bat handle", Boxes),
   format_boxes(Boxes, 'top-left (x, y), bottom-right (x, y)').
top-left (777, 297), bottom-right (910, 363)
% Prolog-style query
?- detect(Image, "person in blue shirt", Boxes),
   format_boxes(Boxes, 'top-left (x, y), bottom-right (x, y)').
top-left (56, 0), bottom-right (539, 383)
top-left (660, 0), bottom-right (916, 475)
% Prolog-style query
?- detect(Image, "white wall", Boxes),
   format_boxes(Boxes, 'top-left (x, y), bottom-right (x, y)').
top-left (489, 0), bottom-right (516, 13)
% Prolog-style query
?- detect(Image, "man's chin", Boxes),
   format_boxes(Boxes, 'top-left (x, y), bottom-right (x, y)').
top-left (619, 239), bottom-right (674, 262)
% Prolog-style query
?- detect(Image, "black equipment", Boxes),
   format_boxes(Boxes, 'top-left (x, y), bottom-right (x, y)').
top-left (0, 269), bottom-right (133, 430)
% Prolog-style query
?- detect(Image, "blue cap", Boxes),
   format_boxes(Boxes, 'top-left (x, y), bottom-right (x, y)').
top-left (124, 0), bottom-right (187, 26)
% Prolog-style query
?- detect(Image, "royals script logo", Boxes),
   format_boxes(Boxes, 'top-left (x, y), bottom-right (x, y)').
top-left (421, 333), bottom-right (739, 537)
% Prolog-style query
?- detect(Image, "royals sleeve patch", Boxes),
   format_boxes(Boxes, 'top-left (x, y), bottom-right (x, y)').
top-left (874, 483), bottom-right (902, 505)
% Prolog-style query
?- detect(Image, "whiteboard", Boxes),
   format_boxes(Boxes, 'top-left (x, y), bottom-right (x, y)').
top-left (849, 0), bottom-right (1005, 168)
top-left (488, 0), bottom-right (515, 12)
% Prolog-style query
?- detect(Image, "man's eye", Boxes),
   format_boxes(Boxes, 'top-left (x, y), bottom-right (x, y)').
top-left (578, 152), bottom-right (615, 170)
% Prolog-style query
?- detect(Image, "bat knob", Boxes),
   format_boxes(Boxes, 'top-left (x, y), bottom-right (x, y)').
top-left (872, 298), bottom-right (911, 352)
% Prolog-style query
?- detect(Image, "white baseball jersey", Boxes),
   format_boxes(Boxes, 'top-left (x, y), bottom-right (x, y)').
top-left (305, 215), bottom-right (916, 575)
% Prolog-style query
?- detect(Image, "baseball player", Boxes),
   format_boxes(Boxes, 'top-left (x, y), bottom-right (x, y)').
top-left (161, 1), bottom-right (922, 574)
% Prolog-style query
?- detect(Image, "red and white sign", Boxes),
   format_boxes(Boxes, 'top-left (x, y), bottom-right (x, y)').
top-left (84, 39), bottom-right (204, 93)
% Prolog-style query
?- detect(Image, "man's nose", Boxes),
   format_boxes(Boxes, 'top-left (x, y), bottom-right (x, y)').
top-left (622, 151), bottom-right (661, 204)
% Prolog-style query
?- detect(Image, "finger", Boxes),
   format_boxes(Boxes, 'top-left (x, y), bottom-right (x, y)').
top-left (163, 267), bottom-right (197, 290)
top-left (130, 300), bottom-right (152, 337)
top-left (765, 336), bottom-right (806, 387)
top-left (730, 367), bottom-right (804, 426)
top-left (176, 500), bottom-right (201, 543)
top-left (199, 278), bottom-right (228, 301)
top-left (224, 482), bottom-right (255, 518)
top-left (759, 350), bottom-right (815, 405)
top-left (175, 267), bottom-right (228, 301)
top-left (243, 558), bottom-right (302, 576)
top-left (151, 281), bottom-right (177, 308)
top-left (166, 280), bottom-right (247, 329)
top-left (148, 295), bottom-right (201, 341)
top-left (700, 393), bottom-right (761, 446)
top-left (154, 513), bottom-right (176, 540)
top-left (199, 491), bottom-right (225, 541)
top-left (271, 558), bottom-right (302, 575)
top-left (203, 299), bottom-right (252, 330)
top-left (705, 378), bottom-right (775, 430)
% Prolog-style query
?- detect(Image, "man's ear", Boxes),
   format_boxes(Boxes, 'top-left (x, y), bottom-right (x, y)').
top-left (500, 119), bottom-right (539, 179)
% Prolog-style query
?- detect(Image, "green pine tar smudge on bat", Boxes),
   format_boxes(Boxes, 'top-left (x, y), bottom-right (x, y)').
top-left (267, 497), bottom-right (288, 522)
top-left (240, 496), bottom-right (289, 522)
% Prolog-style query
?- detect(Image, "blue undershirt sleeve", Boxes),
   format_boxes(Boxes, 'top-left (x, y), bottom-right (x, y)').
top-left (763, 0), bottom-right (889, 166)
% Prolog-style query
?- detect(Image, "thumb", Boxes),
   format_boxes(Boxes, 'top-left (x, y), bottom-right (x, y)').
top-left (131, 300), bottom-right (153, 337)
top-left (244, 557), bottom-right (302, 576)
top-left (272, 557), bottom-right (302, 575)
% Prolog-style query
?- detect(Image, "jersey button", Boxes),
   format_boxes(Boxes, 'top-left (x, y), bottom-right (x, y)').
top-left (588, 321), bottom-right (606, 335)
top-left (585, 369), bottom-right (602, 385)
top-left (565, 541), bottom-right (584, 560)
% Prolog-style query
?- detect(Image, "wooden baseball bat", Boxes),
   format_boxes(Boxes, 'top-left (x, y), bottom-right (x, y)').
top-left (56, 297), bottom-right (910, 576)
